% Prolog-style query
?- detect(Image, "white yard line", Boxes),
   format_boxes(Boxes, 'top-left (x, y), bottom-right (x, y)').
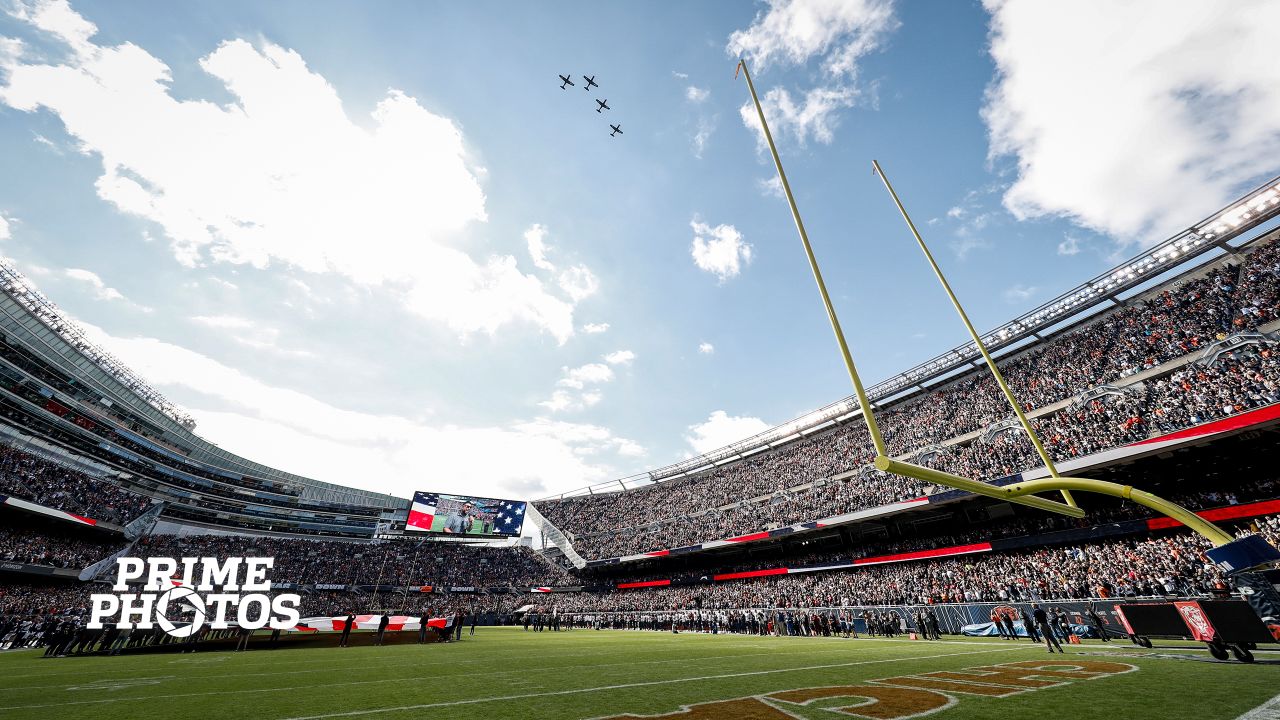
top-left (0, 646), bottom-right (1027, 713)
top-left (1236, 693), bottom-right (1280, 720)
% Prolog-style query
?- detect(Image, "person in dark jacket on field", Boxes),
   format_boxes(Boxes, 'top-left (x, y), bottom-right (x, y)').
top-left (1087, 603), bottom-right (1110, 642)
top-left (1020, 607), bottom-right (1041, 642)
top-left (375, 614), bottom-right (390, 646)
top-left (1000, 611), bottom-right (1018, 640)
top-left (1033, 604), bottom-right (1063, 653)
top-left (339, 613), bottom-right (355, 648)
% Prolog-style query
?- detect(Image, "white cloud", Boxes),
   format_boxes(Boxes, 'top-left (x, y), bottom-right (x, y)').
top-left (63, 267), bottom-right (149, 310)
top-left (557, 362), bottom-right (613, 390)
top-left (543, 350), bottom-right (632, 412)
top-left (946, 206), bottom-right (965, 219)
top-left (522, 223), bottom-right (598, 303)
top-left (190, 314), bottom-right (253, 330)
top-left (603, 349), bottom-right (635, 365)
top-left (757, 176), bottom-right (785, 199)
top-left (32, 132), bottom-right (61, 153)
top-left (738, 84), bottom-right (858, 147)
top-left (1002, 283), bottom-right (1037, 304)
top-left (75, 320), bottom-right (639, 498)
top-left (698, 342), bottom-right (715, 355)
top-left (690, 220), bottom-right (753, 282)
top-left (950, 234), bottom-right (990, 260)
top-left (982, 0), bottom-right (1280, 243)
top-left (728, 0), bottom-right (898, 147)
top-left (557, 265), bottom-right (598, 303)
top-left (0, 1), bottom-right (590, 343)
top-left (727, 0), bottom-right (897, 78)
top-left (190, 314), bottom-right (313, 358)
top-left (515, 418), bottom-right (645, 459)
top-left (524, 223), bottom-right (554, 271)
top-left (207, 277), bottom-right (240, 291)
top-left (10, 0), bottom-right (96, 57)
top-left (692, 115), bottom-right (716, 159)
top-left (671, 71), bottom-right (689, 80)
top-left (1057, 235), bottom-right (1081, 256)
top-left (685, 86), bottom-right (709, 103)
top-left (581, 322), bottom-right (610, 334)
top-left (539, 390), bottom-right (577, 413)
top-left (685, 410), bottom-right (770, 454)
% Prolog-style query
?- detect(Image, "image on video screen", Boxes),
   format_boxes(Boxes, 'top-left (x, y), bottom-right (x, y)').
top-left (405, 491), bottom-right (526, 536)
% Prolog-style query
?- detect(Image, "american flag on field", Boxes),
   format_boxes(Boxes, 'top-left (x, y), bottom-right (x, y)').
top-left (407, 491), bottom-right (440, 532)
top-left (290, 614), bottom-right (452, 633)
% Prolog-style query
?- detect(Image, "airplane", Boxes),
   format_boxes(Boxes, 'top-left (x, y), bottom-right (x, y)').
top-left (609, 124), bottom-right (623, 137)
top-left (595, 98), bottom-right (610, 113)
top-left (582, 75), bottom-right (598, 91)
top-left (558, 74), bottom-right (574, 90)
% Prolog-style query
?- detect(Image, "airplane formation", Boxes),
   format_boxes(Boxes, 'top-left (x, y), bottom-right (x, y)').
top-left (559, 73), bottom-right (621, 137)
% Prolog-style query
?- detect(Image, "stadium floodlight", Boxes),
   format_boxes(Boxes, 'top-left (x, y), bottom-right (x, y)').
top-left (737, 57), bottom-right (1245, 546)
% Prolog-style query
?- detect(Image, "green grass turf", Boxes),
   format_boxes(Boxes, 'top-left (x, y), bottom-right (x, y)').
top-left (0, 629), bottom-right (1276, 720)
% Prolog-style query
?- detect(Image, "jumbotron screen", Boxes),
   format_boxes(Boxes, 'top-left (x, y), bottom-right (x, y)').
top-left (405, 491), bottom-right (527, 536)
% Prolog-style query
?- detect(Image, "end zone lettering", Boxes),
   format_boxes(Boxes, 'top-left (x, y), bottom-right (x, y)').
top-left (595, 660), bottom-right (1136, 720)
top-left (87, 556), bottom-right (301, 638)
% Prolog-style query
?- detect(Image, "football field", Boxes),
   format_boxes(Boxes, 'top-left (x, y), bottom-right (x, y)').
top-left (0, 628), bottom-right (1277, 720)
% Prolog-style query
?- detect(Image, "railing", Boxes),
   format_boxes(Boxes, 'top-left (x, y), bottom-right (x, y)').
top-left (0, 259), bottom-right (197, 429)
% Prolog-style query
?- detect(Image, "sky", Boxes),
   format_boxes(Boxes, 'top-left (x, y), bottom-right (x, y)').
top-left (1, 0), bottom-right (1278, 503)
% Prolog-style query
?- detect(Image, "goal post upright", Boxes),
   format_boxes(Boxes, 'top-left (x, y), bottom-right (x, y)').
top-left (736, 59), bottom-right (1237, 544)
top-left (737, 58), bottom-right (1076, 520)
top-left (871, 159), bottom-right (1076, 509)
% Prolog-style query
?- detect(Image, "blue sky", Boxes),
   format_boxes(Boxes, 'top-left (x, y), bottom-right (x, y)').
top-left (1, 0), bottom-right (1278, 501)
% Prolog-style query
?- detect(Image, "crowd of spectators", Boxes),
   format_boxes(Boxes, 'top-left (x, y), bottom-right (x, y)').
top-left (0, 446), bottom-right (151, 524)
top-left (550, 519), bottom-right (1279, 613)
top-left (131, 534), bottom-right (574, 590)
top-left (4, 517), bottom-right (1275, 628)
top-left (0, 582), bottom-right (89, 618)
top-left (0, 524), bottom-right (120, 569)
top-left (585, 477), bottom-right (1280, 587)
top-left (537, 238), bottom-right (1280, 559)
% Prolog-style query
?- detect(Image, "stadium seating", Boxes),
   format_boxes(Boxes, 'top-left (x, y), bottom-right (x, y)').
top-left (0, 446), bottom-right (151, 524)
top-left (534, 238), bottom-right (1280, 560)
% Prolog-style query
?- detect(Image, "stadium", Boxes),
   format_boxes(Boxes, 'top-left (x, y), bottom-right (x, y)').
top-left (2, 2), bottom-right (1280, 719)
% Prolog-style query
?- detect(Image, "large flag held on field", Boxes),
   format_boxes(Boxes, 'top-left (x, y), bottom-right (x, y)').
top-left (290, 614), bottom-right (453, 633)
top-left (406, 491), bottom-right (440, 532)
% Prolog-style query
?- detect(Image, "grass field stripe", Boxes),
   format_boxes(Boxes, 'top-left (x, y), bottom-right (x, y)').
top-left (276, 646), bottom-right (1029, 720)
top-left (6, 648), bottom-right (848, 691)
top-left (1235, 693), bottom-right (1280, 720)
top-left (0, 641), bottom-right (692, 680)
top-left (2, 643), bottom-right (961, 695)
top-left (0, 637), bottom-right (887, 684)
top-left (0, 636), bottom-right (1023, 682)
top-left (0, 646), bottom-right (1027, 713)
